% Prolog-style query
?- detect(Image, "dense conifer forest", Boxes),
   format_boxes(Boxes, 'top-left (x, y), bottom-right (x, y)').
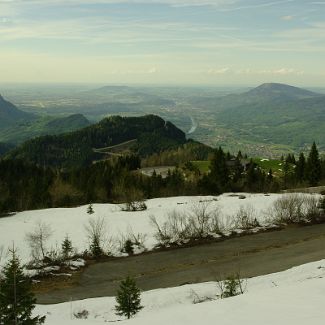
top-left (0, 139), bottom-right (324, 214)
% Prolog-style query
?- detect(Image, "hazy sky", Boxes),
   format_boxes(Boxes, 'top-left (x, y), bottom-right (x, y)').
top-left (0, 0), bottom-right (324, 86)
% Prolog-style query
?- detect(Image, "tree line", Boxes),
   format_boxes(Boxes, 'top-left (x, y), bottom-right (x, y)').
top-left (0, 143), bottom-right (324, 214)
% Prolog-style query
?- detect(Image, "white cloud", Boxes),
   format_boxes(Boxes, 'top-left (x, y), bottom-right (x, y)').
top-left (148, 67), bottom-right (158, 74)
top-left (208, 67), bottom-right (231, 74)
top-left (281, 15), bottom-right (294, 21)
top-left (0, 0), bottom-right (237, 6)
top-left (259, 68), bottom-right (304, 75)
top-left (207, 67), bottom-right (304, 76)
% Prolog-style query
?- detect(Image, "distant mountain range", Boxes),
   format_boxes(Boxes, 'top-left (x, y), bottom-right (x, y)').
top-left (6, 115), bottom-right (187, 168)
top-left (245, 83), bottom-right (320, 101)
top-left (0, 94), bottom-right (91, 145)
top-left (1, 83), bottom-right (324, 159)
top-left (188, 83), bottom-right (325, 154)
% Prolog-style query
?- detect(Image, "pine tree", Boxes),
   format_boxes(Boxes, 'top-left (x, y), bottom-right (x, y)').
top-left (87, 203), bottom-right (94, 215)
top-left (115, 276), bottom-right (143, 319)
top-left (0, 250), bottom-right (45, 325)
top-left (61, 235), bottom-right (73, 259)
top-left (210, 147), bottom-right (229, 189)
top-left (295, 152), bottom-right (306, 183)
top-left (246, 160), bottom-right (257, 190)
top-left (307, 142), bottom-right (321, 186)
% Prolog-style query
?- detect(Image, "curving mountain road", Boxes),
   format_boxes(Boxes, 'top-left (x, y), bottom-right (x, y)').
top-left (37, 223), bottom-right (325, 304)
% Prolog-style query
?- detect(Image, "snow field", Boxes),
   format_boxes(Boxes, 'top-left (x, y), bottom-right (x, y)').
top-left (36, 259), bottom-right (325, 324)
top-left (0, 193), bottom-right (320, 266)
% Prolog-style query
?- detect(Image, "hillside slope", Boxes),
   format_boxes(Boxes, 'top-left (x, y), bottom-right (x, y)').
top-left (188, 83), bottom-right (325, 154)
top-left (0, 94), bottom-right (36, 128)
top-left (0, 113), bottom-right (91, 144)
top-left (6, 115), bottom-right (186, 168)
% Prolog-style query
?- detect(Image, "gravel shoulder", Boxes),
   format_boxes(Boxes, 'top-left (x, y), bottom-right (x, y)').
top-left (37, 223), bottom-right (325, 304)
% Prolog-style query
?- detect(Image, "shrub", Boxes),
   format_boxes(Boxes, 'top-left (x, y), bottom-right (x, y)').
top-left (217, 273), bottom-right (246, 299)
top-left (118, 229), bottom-right (147, 255)
top-left (124, 239), bottom-right (134, 256)
top-left (150, 202), bottom-right (223, 246)
top-left (268, 194), bottom-right (323, 225)
top-left (84, 217), bottom-right (108, 258)
top-left (233, 205), bottom-right (260, 230)
top-left (25, 221), bottom-right (53, 264)
top-left (74, 309), bottom-right (89, 319)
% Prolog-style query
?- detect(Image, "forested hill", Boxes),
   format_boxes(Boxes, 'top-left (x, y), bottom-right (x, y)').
top-left (0, 142), bottom-right (14, 157)
top-left (6, 115), bottom-right (187, 168)
top-left (0, 94), bottom-right (36, 128)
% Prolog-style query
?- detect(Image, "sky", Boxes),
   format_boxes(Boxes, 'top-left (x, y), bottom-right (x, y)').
top-left (0, 0), bottom-right (324, 86)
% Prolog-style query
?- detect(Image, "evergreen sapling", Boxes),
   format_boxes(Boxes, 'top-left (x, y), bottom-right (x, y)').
top-left (115, 276), bottom-right (143, 319)
top-left (0, 249), bottom-right (45, 325)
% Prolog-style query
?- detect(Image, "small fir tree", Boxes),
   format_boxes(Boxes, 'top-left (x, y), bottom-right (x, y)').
top-left (115, 276), bottom-right (143, 319)
top-left (220, 274), bottom-right (245, 298)
top-left (90, 237), bottom-right (103, 259)
top-left (0, 249), bottom-right (46, 325)
top-left (87, 203), bottom-right (94, 215)
top-left (123, 239), bottom-right (134, 256)
top-left (61, 235), bottom-right (73, 259)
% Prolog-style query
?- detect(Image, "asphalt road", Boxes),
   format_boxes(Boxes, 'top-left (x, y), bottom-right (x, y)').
top-left (37, 223), bottom-right (325, 304)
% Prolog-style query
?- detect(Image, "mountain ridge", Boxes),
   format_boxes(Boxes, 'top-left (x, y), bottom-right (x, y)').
top-left (6, 114), bottom-right (187, 168)
top-left (246, 83), bottom-right (320, 100)
top-left (0, 94), bottom-right (36, 128)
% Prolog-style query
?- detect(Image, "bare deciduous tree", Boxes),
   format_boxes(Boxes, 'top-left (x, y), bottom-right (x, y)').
top-left (267, 194), bottom-right (323, 225)
top-left (25, 221), bottom-right (53, 263)
top-left (233, 205), bottom-right (260, 230)
top-left (84, 217), bottom-right (108, 257)
top-left (150, 202), bottom-right (224, 246)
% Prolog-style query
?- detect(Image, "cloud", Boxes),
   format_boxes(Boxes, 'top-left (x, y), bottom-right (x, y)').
top-left (208, 67), bottom-right (231, 74)
top-left (258, 68), bottom-right (304, 75)
top-left (281, 15), bottom-right (294, 21)
top-left (207, 67), bottom-right (304, 76)
top-left (0, 0), bottom-right (237, 6)
top-left (0, 0), bottom-right (295, 10)
top-left (148, 67), bottom-right (158, 74)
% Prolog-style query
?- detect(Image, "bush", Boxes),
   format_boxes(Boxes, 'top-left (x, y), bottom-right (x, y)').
top-left (123, 239), bottom-right (134, 255)
top-left (268, 194), bottom-right (323, 225)
top-left (217, 273), bottom-right (246, 299)
top-left (149, 202), bottom-right (223, 246)
top-left (74, 309), bottom-right (89, 319)
top-left (119, 188), bottom-right (147, 212)
top-left (118, 228), bottom-right (147, 255)
top-left (233, 205), bottom-right (260, 230)
top-left (25, 221), bottom-right (53, 264)
top-left (84, 217), bottom-right (108, 258)
top-left (122, 201), bottom-right (147, 212)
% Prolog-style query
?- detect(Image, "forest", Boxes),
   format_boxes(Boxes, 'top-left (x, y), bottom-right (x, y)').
top-left (0, 141), bottom-right (324, 214)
